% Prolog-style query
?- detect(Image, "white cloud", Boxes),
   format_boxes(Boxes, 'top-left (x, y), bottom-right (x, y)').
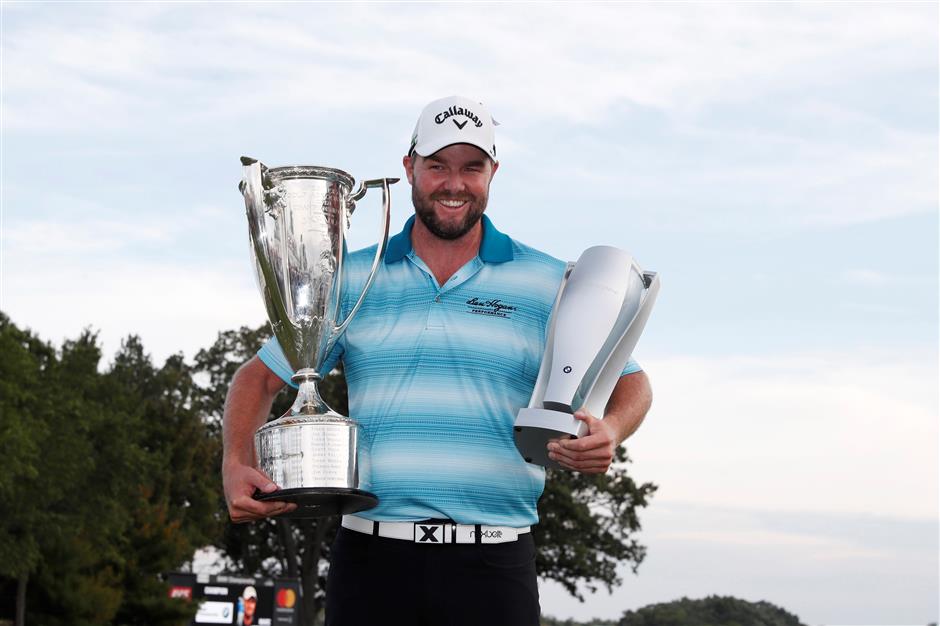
top-left (627, 350), bottom-right (938, 519)
top-left (3, 3), bottom-right (935, 235)
top-left (840, 269), bottom-right (893, 287)
top-left (3, 254), bottom-right (266, 362)
top-left (1, 202), bottom-right (231, 262)
top-left (2, 4), bottom-right (935, 130)
top-left (5, 215), bottom-right (171, 255)
top-left (540, 502), bottom-right (938, 624)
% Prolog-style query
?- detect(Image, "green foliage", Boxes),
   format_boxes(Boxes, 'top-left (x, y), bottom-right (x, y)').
top-left (535, 447), bottom-right (657, 599)
top-left (539, 596), bottom-right (807, 626)
top-left (615, 595), bottom-right (807, 626)
top-left (0, 313), bottom-right (219, 626)
top-left (541, 617), bottom-right (618, 626)
top-left (0, 313), bottom-right (52, 579)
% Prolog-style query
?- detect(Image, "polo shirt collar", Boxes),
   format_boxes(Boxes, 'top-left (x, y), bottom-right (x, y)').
top-left (384, 214), bottom-right (513, 264)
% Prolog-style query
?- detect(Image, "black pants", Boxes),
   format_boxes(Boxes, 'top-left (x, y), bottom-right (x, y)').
top-left (325, 526), bottom-right (541, 626)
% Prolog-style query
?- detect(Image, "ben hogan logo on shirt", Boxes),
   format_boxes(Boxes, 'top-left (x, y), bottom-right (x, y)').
top-left (465, 297), bottom-right (517, 319)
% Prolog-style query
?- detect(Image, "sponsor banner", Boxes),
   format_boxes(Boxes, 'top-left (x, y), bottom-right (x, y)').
top-left (166, 573), bottom-right (300, 626)
top-left (195, 601), bottom-right (234, 624)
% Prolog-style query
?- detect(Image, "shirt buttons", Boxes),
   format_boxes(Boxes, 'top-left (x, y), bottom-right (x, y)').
top-left (434, 295), bottom-right (441, 303)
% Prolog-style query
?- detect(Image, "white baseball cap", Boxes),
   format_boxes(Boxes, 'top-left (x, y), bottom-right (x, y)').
top-left (408, 95), bottom-right (498, 162)
top-left (242, 585), bottom-right (257, 600)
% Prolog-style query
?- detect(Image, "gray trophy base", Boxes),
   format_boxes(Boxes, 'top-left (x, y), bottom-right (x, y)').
top-left (255, 487), bottom-right (378, 519)
top-left (514, 407), bottom-right (589, 469)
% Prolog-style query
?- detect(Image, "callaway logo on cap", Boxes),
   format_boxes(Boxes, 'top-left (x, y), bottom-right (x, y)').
top-left (409, 95), bottom-right (498, 162)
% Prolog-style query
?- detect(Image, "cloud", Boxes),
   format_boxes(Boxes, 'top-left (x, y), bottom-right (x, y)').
top-left (555, 122), bottom-right (937, 232)
top-left (3, 4), bottom-right (935, 131)
top-left (628, 350), bottom-right (938, 519)
top-left (5, 214), bottom-right (173, 255)
top-left (2, 199), bottom-right (231, 258)
top-left (840, 269), bottom-right (893, 287)
top-left (2, 205), bottom-right (268, 365)
top-left (3, 253), bottom-right (266, 362)
top-left (3, 3), bottom-right (935, 236)
top-left (540, 502), bottom-right (938, 624)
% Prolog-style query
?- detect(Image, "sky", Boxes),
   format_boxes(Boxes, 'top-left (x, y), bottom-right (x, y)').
top-left (1, 2), bottom-right (938, 625)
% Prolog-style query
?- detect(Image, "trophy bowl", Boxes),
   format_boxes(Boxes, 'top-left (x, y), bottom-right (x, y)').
top-left (240, 156), bottom-right (397, 518)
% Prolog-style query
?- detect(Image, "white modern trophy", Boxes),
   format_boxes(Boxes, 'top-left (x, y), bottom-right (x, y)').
top-left (513, 246), bottom-right (660, 468)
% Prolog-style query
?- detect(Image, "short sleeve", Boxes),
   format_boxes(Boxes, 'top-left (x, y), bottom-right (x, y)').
top-left (256, 336), bottom-right (347, 389)
top-left (257, 337), bottom-right (296, 387)
top-left (621, 357), bottom-right (642, 376)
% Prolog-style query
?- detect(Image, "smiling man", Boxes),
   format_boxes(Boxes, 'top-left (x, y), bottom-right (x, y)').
top-left (221, 95), bottom-right (653, 626)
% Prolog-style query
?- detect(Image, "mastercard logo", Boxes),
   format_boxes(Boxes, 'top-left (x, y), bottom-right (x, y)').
top-left (276, 588), bottom-right (296, 608)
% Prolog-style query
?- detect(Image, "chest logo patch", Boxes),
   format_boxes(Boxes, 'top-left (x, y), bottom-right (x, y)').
top-left (465, 296), bottom-right (517, 319)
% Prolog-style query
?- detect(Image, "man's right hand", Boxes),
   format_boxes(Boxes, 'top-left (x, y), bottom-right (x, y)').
top-left (223, 461), bottom-right (297, 522)
top-left (221, 356), bottom-right (293, 522)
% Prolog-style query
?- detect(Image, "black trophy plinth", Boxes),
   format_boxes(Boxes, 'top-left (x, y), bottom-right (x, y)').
top-left (255, 487), bottom-right (379, 519)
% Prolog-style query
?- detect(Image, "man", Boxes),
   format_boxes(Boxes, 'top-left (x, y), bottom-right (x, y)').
top-left (222, 95), bottom-right (652, 626)
top-left (239, 585), bottom-right (257, 626)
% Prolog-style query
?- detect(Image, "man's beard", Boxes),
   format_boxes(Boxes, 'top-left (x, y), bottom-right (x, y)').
top-left (413, 187), bottom-right (488, 240)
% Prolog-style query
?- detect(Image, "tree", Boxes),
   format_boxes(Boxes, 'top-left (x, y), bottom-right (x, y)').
top-left (0, 316), bottom-right (132, 626)
top-left (541, 618), bottom-right (617, 626)
top-left (106, 338), bottom-right (222, 625)
top-left (616, 596), bottom-right (807, 626)
top-left (0, 313), bottom-right (220, 626)
top-left (0, 313), bottom-right (57, 626)
top-left (535, 449), bottom-right (657, 599)
top-left (194, 324), bottom-right (657, 624)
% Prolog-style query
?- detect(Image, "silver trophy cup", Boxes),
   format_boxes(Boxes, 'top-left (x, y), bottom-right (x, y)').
top-left (514, 246), bottom-right (660, 468)
top-left (239, 156), bottom-right (398, 517)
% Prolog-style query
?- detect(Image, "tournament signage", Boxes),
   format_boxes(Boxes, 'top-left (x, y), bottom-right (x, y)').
top-left (167, 573), bottom-right (301, 626)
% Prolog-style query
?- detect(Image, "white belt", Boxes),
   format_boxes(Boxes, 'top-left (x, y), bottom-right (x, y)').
top-left (342, 515), bottom-right (530, 545)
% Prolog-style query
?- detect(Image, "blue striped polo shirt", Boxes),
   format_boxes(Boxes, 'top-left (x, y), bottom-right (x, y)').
top-left (258, 214), bottom-right (641, 526)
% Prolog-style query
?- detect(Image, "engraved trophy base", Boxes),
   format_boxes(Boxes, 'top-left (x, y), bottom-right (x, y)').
top-left (252, 377), bottom-right (379, 519)
top-left (255, 487), bottom-right (379, 519)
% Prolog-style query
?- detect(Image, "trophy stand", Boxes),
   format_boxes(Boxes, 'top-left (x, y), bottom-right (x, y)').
top-left (240, 157), bottom-right (397, 518)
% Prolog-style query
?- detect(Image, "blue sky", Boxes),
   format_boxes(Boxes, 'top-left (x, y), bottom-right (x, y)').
top-left (2, 3), bottom-right (937, 624)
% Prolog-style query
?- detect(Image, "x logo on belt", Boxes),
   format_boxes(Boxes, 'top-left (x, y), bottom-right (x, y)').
top-left (416, 524), bottom-right (444, 543)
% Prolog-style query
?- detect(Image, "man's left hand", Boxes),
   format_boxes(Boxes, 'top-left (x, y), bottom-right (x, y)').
top-left (546, 410), bottom-right (616, 474)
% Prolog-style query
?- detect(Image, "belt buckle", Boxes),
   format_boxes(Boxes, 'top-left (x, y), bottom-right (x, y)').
top-left (413, 522), bottom-right (449, 544)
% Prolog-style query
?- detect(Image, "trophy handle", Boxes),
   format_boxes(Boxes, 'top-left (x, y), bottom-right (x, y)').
top-left (330, 177), bottom-right (397, 342)
top-left (576, 269), bottom-right (661, 422)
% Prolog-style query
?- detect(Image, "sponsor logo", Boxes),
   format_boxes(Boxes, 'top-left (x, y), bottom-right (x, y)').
top-left (469, 529), bottom-right (504, 539)
top-left (465, 297), bottom-right (517, 319)
top-left (434, 105), bottom-right (484, 129)
top-left (417, 525), bottom-right (442, 543)
top-left (169, 586), bottom-right (192, 600)
top-left (195, 601), bottom-right (234, 624)
top-left (276, 588), bottom-right (297, 608)
top-left (203, 586), bottom-right (228, 596)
